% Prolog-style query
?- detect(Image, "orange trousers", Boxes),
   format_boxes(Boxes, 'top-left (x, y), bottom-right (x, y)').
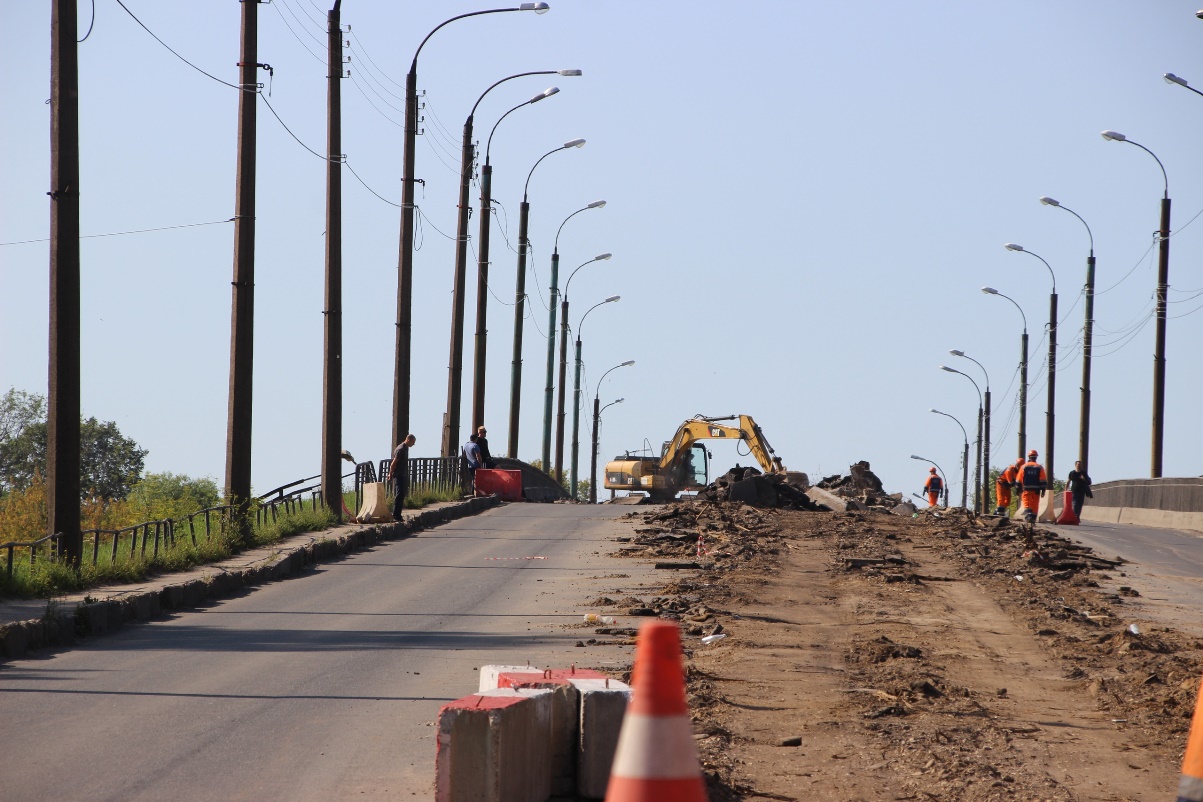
top-left (1020, 490), bottom-right (1041, 514)
top-left (927, 492), bottom-right (939, 507)
top-left (995, 481), bottom-right (1012, 510)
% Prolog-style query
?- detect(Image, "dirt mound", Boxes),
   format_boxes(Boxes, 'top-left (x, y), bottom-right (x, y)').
top-left (697, 465), bottom-right (821, 510)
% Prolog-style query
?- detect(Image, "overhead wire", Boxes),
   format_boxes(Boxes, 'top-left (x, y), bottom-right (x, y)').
top-left (268, 0), bottom-right (325, 63)
top-left (2, 218), bottom-right (234, 247)
top-left (114, 0), bottom-right (248, 92)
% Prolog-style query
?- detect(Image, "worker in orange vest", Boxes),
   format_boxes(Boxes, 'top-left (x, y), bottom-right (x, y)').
top-left (994, 458), bottom-right (1024, 516)
top-left (1018, 449), bottom-right (1047, 523)
top-left (923, 467), bottom-right (943, 507)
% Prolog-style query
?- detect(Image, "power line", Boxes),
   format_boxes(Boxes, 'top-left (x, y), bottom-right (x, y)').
top-left (114, 0), bottom-right (247, 92)
top-left (1, 217), bottom-right (234, 247)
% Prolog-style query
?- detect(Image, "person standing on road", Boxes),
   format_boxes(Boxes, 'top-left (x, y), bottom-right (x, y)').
top-left (995, 458), bottom-right (1024, 516)
top-left (475, 425), bottom-right (497, 469)
top-left (1067, 460), bottom-right (1093, 517)
top-left (463, 434), bottom-right (482, 493)
top-left (1018, 449), bottom-right (1047, 523)
top-left (923, 467), bottom-right (943, 507)
top-left (388, 434), bottom-right (416, 521)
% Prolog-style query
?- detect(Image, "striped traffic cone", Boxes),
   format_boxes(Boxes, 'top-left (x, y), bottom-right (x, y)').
top-left (605, 620), bottom-right (707, 802)
top-left (1179, 676), bottom-right (1203, 801)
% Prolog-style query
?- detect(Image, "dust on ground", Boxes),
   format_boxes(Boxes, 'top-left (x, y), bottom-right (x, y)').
top-left (582, 490), bottom-right (1201, 800)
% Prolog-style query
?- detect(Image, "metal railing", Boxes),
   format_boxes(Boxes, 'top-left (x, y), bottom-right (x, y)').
top-left (2, 457), bottom-right (467, 581)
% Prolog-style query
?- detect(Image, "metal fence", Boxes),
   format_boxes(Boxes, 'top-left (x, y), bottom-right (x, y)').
top-left (2, 457), bottom-right (466, 580)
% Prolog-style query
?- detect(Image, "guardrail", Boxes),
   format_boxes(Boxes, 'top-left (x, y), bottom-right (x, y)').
top-left (2, 456), bottom-right (468, 580)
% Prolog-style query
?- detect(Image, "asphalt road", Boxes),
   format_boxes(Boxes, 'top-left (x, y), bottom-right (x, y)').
top-left (0, 504), bottom-right (656, 801)
top-left (1057, 518), bottom-right (1203, 635)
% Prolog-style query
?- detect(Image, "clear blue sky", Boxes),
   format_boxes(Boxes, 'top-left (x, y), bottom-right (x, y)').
top-left (4, 1), bottom-right (1202, 503)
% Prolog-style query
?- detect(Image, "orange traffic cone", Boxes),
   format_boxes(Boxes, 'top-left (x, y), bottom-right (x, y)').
top-left (1179, 676), bottom-right (1203, 801)
top-left (605, 620), bottom-right (707, 802)
top-left (1056, 491), bottom-right (1080, 525)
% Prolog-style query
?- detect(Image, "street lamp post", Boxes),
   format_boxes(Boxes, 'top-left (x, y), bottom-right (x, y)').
top-left (930, 408), bottom-right (969, 509)
top-left (442, 76), bottom-right (572, 458)
top-left (1102, 130), bottom-right (1171, 478)
top-left (950, 350), bottom-right (990, 512)
top-left (591, 359), bottom-right (634, 503)
top-left (507, 137), bottom-right (586, 458)
top-left (1040, 196), bottom-right (1095, 472)
top-left (910, 455), bottom-right (948, 507)
top-left (470, 87), bottom-right (563, 440)
top-left (571, 295), bottom-right (620, 499)
top-left (442, 73), bottom-right (576, 458)
top-left (982, 287), bottom-right (1028, 461)
top-left (553, 251), bottom-right (611, 480)
top-left (1005, 243), bottom-right (1058, 518)
top-left (392, 2), bottom-right (549, 449)
top-left (541, 202), bottom-right (605, 475)
top-left (940, 365), bottom-right (982, 513)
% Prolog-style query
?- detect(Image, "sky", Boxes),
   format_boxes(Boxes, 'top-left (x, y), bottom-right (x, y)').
top-left (3, 1), bottom-right (1202, 506)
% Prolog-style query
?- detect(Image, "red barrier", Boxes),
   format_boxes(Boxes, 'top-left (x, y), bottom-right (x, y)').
top-left (474, 469), bottom-right (524, 501)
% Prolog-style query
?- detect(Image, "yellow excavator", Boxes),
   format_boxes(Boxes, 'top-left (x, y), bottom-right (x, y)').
top-left (603, 414), bottom-right (794, 501)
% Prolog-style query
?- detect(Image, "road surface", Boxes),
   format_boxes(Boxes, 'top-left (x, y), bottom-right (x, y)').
top-left (1059, 518), bottom-right (1203, 635)
top-left (0, 504), bottom-right (654, 801)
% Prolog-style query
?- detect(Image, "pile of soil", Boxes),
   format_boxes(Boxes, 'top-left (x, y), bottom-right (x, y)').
top-left (589, 500), bottom-right (1199, 800)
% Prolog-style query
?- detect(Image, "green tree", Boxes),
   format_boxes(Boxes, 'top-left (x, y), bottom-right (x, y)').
top-left (125, 472), bottom-right (221, 522)
top-left (0, 388), bottom-right (147, 501)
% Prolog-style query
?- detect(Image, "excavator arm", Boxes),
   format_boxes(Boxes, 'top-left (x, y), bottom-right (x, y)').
top-left (659, 414), bottom-right (785, 475)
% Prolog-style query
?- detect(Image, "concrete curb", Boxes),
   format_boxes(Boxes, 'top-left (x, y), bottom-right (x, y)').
top-left (0, 495), bottom-right (502, 663)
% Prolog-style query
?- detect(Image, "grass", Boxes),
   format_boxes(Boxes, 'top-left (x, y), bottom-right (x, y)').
top-left (0, 483), bottom-right (461, 599)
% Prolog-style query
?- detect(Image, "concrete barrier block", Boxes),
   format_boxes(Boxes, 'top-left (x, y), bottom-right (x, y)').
top-left (570, 677), bottom-right (632, 799)
top-left (1, 623), bottom-right (30, 659)
top-left (435, 688), bottom-right (553, 802)
top-left (495, 674), bottom-right (590, 797)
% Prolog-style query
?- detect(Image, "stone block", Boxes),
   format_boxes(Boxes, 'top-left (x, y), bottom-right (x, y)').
top-left (435, 688), bottom-right (553, 802)
top-left (570, 677), bottom-right (632, 799)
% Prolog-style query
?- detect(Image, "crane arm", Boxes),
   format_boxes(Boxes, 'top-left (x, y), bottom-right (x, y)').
top-left (657, 414), bottom-right (785, 475)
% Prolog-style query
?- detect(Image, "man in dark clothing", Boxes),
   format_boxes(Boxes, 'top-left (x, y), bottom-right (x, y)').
top-left (1067, 460), bottom-right (1093, 517)
top-left (476, 425), bottom-right (497, 469)
top-left (463, 434), bottom-right (482, 493)
top-left (388, 434), bottom-right (416, 521)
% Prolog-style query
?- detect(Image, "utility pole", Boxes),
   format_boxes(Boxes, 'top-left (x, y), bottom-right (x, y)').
top-left (1151, 196), bottom-right (1170, 477)
top-left (442, 119), bottom-right (474, 457)
top-left (321, 1), bottom-right (343, 520)
top-left (507, 198), bottom-right (531, 458)
top-left (48, 0), bottom-right (81, 567)
top-left (226, 0), bottom-right (259, 542)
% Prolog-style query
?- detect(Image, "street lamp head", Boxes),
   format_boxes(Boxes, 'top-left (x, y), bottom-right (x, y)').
top-left (558, 69), bottom-right (583, 77)
top-left (564, 138), bottom-right (586, 148)
top-left (981, 286), bottom-right (998, 295)
top-left (519, 2), bottom-right (550, 13)
top-left (595, 252), bottom-right (613, 261)
top-left (929, 408), bottom-right (942, 414)
top-left (620, 360), bottom-right (635, 367)
top-left (1004, 243), bottom-right (1024, 252)
top-left (1198, 9), bottom-right (1203, 19)
top-left (587, 199), bottom-right (606, 209)
top-left (1101, 130), bottom-right (1127, 142)
top-left (604, 295), bottom-right (620, 303)
top-left (1039, 196), bottom-right (1060, 207)
top-left (939, 365), bottom-right (956, 373)
top-left (909, 455), bottom-right (924, 461)
top-left (949, 349), bottom-right (965, 357)
top-left (615, 398), bottom-right (625, 404)
top-left (531, 86), bottom-right (559, 103)
top-left (1165, 72), bottom-right (1189, 87)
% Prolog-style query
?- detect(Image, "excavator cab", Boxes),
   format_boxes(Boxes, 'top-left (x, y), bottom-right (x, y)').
top-left (676, 443), bottom-right (709, 491)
